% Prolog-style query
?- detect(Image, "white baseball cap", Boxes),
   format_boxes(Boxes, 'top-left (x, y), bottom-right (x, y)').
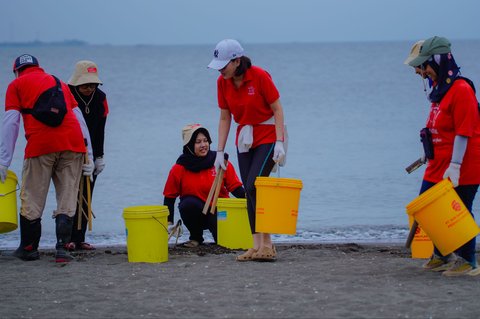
top-left (207, 39), bottom-right (244, 70)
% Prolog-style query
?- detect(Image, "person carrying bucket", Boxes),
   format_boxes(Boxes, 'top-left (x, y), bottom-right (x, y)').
top-left (163, 124), bottom-right (245, 247)
top-left (66, 60), bottom-right (109, 251)
top-left (0, 54), bottom-right (94, 263)
top-left (405, 36), bottom-right (480, 276)
top-left (207, 39), bottom-right (286, 262)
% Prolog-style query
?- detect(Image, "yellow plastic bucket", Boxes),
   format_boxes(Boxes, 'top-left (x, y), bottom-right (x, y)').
top-left (122, 205), bottom-right (169, 263)
top-left (0, 170), bottom-right (18, 234)
top-left (255, 177), bottom-right (303, 235)
top-left (217, 198), bottom-right (253, 249)
top-left (406, 179), bottom-right (480, 256)
top-left (408, 216), bottom-right (433, 259)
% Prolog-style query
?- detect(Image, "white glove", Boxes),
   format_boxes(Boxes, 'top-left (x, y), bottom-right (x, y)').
top-left (215, 151), bottom-right (227, 171)
top-left (0, 164), bottom-right (7, 183)
top-left (94, 157), bottom-right (105, 175)
top-left (443, 162), bottom-right (461, 187)
top-left (273, 141), bottom-right (286, 163)
top-left (82, 158), bottom-right (95, 177)
top-left (420, 154), bottom-right (427, 164)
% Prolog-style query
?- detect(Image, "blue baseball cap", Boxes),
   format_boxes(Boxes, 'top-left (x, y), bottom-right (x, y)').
top-left (13, 54), bottom-right (39, 73)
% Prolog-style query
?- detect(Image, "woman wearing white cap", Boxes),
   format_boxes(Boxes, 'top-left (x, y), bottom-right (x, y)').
top-left (66, 60), bottom-right (109, 251)
top-left (163, 124), bottom-right (245, 247)
top-left (405, 36), bottom-right (480, 276)
top-left (208, 39), bottom-right (286, 261)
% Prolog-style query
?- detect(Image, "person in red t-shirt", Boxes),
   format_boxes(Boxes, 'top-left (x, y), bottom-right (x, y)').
top-left (0, 54), bottom-right (94, 263)
top-left (163, 124), bottom-right (245, 247)
top-left (406, 37), bottom-right (480, 276)
top-left (208, 39), bottom-right (286, 262)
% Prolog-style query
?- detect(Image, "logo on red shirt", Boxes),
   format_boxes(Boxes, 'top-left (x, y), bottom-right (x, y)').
top-left (247, 86), bottom-right (255, 96)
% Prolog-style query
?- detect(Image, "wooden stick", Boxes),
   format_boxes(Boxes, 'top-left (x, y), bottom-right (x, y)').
top-left (203, 170), bottom-right (221, 215)
top-left (77, 172), bottom-right (84, 231)
top-left (86, 175), bottom-right (92, 231)
top-left (210, 167), bottom-right (225, 214)
top-left (210, 157), bottom-right (229, 214)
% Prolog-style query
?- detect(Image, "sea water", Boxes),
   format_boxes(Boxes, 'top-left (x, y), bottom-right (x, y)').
top-left (1, 40), bottom-right (479, 248)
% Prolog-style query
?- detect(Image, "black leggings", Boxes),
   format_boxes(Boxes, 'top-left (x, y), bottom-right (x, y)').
top-left (179, 196), bottom-right (217, 243)
top-left (237, 143), bottom-right (275, 233)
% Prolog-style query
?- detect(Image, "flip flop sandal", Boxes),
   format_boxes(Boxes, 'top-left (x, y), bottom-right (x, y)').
top-left (64, 242), bottom-right (76, 252)
top-left (236, 248), bottom-right (258, 262)
top-left (182, 240), bottom-right (200, 248)
top-left (252, 245), bottom-right (277, 262)
top-left (78, 242), bottom-right (96, 250)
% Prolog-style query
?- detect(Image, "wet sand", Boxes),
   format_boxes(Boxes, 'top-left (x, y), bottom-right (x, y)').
top-left (1, 243), bottom-right (479, 318)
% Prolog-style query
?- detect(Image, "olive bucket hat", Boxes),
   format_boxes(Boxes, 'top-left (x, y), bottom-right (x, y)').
top-left (403, 40), bottom-right (424, 65)
top-left (68, 60), bottom-right (103, 86)
top-left (407, 36), bottom-right (451, 67)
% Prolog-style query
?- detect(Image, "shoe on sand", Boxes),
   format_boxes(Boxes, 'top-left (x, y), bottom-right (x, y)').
top-left (182, 240), bottom-right (200, 248)
top-left (78, 242), bottom-right (96, 251)
top-left (467, 267), bottom-right (480, 276)
top-left (55, 249), bottom-right (74, 263)
top-left (443, 258), bottom-right (474, 277)
top-left (236, 248), bottom-right (257, 262)
top-left (252, 245), bottom-right (277, 262)
top-left (423, 254), bottom-right (456, 272)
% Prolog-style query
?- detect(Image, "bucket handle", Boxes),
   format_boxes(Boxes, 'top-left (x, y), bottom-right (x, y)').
top-left (0, 179), bottom-right (20, 197)
top-left (0, 188), bottom-right (19, 197)
top-left (152, 216), bottom-right (169, 233)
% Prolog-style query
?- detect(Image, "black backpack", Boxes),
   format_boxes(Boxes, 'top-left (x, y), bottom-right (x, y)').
top-left (22, 75), bottom-right (67, 127)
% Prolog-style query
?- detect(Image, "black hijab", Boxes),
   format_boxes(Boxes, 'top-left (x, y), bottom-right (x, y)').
top-left (426, 53), bottom-right (460, 103)
top-left (175, 128), bottom-right (216, 172)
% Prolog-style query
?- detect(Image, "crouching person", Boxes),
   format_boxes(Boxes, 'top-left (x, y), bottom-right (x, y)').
top-left (0, 54), bottom-right (94, 263)
top-left (163, 124), bottom-right (245, 247)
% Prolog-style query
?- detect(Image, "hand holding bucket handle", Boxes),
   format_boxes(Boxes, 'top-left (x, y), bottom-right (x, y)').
top-left (0, 164), bottom-right (7, 184)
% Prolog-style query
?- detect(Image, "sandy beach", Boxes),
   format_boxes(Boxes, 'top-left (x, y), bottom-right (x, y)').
top-left (0, 243), bottom-right (479, 319)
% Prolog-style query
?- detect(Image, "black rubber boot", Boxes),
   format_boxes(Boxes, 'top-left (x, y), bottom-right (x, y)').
top-left (55, 214), bottom-right (74, 263)
top-left (13, 216), bottom-right (41, 261)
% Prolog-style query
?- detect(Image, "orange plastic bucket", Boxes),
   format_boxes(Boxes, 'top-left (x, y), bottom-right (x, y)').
top-left (406, 179), bottom-right (479, 256)
top-left (255, 177), bottom-right (303, 235)
top-left (408, 216), bottom-right (433, 259)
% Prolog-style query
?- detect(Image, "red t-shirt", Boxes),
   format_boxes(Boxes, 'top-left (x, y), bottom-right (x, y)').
top-left (163, 161), bottom-right (243, 205)
top-left (217, 65), bottom-right (280, 148)
top-left (5, 67), bottom-right (86, 158)
top-left (424, 79), bottom-right (480, 184)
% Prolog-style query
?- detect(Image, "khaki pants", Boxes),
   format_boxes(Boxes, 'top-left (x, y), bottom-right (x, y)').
top-left (20, 151), bottom-right (83, 220)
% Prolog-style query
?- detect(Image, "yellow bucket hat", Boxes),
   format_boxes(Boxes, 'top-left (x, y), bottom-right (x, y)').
top-left (68, 60), bottom-right (103, 86)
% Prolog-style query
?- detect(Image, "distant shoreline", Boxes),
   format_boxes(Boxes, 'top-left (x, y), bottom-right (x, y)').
top-left (0, 40), bottom-right (88, 47)
top-left (2, 38), bottom-right (479, 48)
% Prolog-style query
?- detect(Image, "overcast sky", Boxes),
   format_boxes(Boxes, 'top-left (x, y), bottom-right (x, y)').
top-left (0, 0), bottom-right (478, 45)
